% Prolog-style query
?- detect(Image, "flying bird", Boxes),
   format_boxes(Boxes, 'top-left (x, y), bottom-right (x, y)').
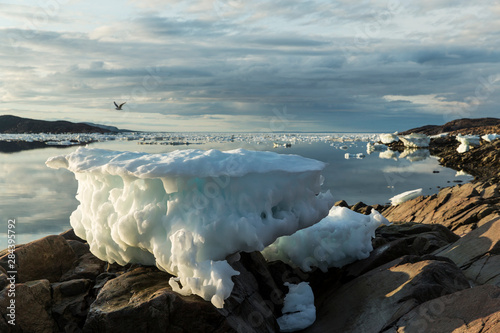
top-left (114, 101), bottom-right (126, 110)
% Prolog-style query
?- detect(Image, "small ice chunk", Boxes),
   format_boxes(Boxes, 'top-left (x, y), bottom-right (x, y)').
top-left (262, 206), bottom-right (389, 272)
top-left (456, 134), bottom-right (480, 153)
top-left (378, 133), bottom-right (399, 144)
top-left (389, 188), bottom-right (423, 206)
top-left (344, 153), bottom-right (365, 160)
top-left (276, 282), bottom-right (316, 332)
top-left (481, 133), bottom-right (500, 142)
top-left (399, 133), bottom-right (430, 148)
top-left (455, 170), bottom-right (470, 177)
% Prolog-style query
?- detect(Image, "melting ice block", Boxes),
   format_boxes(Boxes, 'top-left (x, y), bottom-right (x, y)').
top-left (399, 133), bottom-right (430, 148)
top-left (378, 133), bottom-right (399, 144)
top-left (482, 133), bottom-right (500, 142)
top-left (456, 134), bottom-right (480, 153)
top-left (46, 147), bottom-right (334, 308)
top-left (389, 188), bottom-right (423, 206)
top-left (262, 206), bottom-right (388, 272)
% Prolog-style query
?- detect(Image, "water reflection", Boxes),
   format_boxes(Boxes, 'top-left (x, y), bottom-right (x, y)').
top-left (0, 139), bottom-right (472, 248)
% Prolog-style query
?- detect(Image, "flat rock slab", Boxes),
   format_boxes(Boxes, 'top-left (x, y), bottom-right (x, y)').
top-left (386, 284), bottom-right (500, 333)
top-left (433, 217), bottom-right (500, 269)
top-left (304, 257), bottom-right (469, 333)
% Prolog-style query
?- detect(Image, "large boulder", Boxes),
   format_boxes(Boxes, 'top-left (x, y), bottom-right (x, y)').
top-left (304, 256), bottom-right (470, 333)
top-left (0, 279), bottom-right (57, 333)
top-left (0, 235), bottom-right (76, 283)
top-left (386, 284), bottom-right (500, 333)
top-left (84, 266), bottom-right (231, 332)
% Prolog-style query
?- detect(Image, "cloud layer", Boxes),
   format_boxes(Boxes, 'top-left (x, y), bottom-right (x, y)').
top-left (0, 0), bottom-right (499, 132)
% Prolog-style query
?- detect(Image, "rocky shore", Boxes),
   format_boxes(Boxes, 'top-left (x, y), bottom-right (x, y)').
top-left (1, 122), bottom-right (500, 332)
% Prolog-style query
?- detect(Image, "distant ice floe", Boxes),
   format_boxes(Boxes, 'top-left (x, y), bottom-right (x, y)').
top-left (399, 133), bottom-right (430, 148)
top-left (345, 153), bottom-right (365, 160)
top-left (46, 147), bottom-right (334, 309)
top-left (262, 206), bottom-right (389, 272)
top-left (389, 188), bottom-right (423, 206)
top-left (481, 133), bottom-right (500, 142)
top-left (1, 132), bottom-right (384, 148)
top-left (378, 133), bottom-right (399, 144)
top-left (456, 134), bottom-right (480, 153)
top-left (277, 282), bottom-right (316, 332)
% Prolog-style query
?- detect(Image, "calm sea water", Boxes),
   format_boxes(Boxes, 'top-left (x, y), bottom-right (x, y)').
top-left (0, 136), bottom-right (472, 248)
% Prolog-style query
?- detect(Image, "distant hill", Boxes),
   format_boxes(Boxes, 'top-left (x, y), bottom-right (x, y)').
top-left (0, 115), bottom-right (119, 134)
top-left (400, 118), bottom-right (500, 136)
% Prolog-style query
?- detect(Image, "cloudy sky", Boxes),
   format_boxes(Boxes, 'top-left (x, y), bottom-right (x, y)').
top-left (1, 0), bottom-right (499, 132)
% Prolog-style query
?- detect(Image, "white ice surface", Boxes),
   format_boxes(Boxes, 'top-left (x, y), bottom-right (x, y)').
top-left (481, 133), bottom-right (500, 142)
top-left (399, 133), bottom-right (430, 148)
top-left (262, 206), bottom-right (389, 272)
top-left (378, 133), bottom-right (399, 144)
top-left (46, 147), bottom-right (334, 308)
top-left (389, 188), bottom-right (423, 206)
top-left (456, 134), bottom-right (480, 153)
top-left (277, 282), bottom-right (316, 332)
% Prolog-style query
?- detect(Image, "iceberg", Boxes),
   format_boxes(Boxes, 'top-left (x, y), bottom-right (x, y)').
top-left (46, 147), bottom-right (334, 308)
top-left (389, 188), bottom-right (423, 206)
top-left (481, 133), bottom-right (500, 142)
top-left (399, 133), bottom-right (430, 148)
top-left (456, 134), bottom-right (480, 153)
top-left (262, 206), bottom-right (389, 272)
top-left (378, 133), bottom-right (399, 144)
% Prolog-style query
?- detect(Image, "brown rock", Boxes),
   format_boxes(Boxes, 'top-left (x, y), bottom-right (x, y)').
top-left (304, 257), bottom-right (469, 333)
top-left (0, 235), bottom-right (76, 283)
top-left (433, 217), bottom-right (500, 269)
top-left (0, 279), bottom-right (57, 333)
top-left (59, 228), bottom-right (85, 242)
top-left (60, 252), bottom-right (106, 281)
top-left (388, 285), bottom-right (500, 333)
top-left (83, 266), bottom-right (233, 333)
